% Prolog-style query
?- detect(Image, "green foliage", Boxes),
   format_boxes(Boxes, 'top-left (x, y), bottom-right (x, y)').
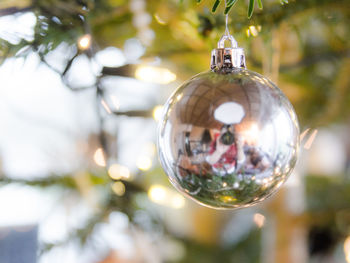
top-left (196, 0), bottom-right (262, 16)
top-left (177, 170), bottom-right (277, 208)
top-left (178, 229), bottom-right (261, 263)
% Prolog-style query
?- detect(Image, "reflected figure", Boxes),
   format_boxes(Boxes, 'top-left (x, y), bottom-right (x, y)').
top-left (207, 125), bottom-right (245, 175)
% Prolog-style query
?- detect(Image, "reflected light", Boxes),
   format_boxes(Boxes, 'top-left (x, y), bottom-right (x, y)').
top-left (148, 185), bottom-right (185, 209)
top-left (101, 98), bottom-right (112, 114)
top-left (108, 164), bottom-right (130, 180)
top-left (136, 156), bottom-right (152, 171)
top-left (135, 66), bottom-right (176, 84)
top-left (153, 105), bottom-right (163, 121)
top-left (94, 148), bottom-right (106, 167)
top-left (304, 129), bottom-right (318, 150)
top-left (253, 213), bottom-right (265, 228)
top-left (214, 102), bottom-right (245, 124)
top-left (112, 181), bottom-right (126, 196)
top-left (176, 94), bottom-right (183, 101)
top-left (243, 122), bottom-right (259, 144)
top-left (78, 34), bottom-right (91, 50)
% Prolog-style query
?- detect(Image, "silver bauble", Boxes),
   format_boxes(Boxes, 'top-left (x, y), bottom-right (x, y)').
top-left (157, 37), bottom-right (299, 209)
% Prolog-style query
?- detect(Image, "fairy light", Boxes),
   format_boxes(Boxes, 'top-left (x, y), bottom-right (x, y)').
top-left (112, 181), bottom-right (126, 196)
top-left (253, 213), bottom-right (266, 228)
top-left (136, 156), bottom-right (152, 171)
top-left (135, 66), bottom-right (176, 84)
top-left (148, 185), bottom-right (185, 209)
top-left (152, 105), bottom-right (163, 121)
top-left (108, 164), bottom-right (130, 180)
top-left (148, 185), bottom-right (167, 203)
top-left (93, 148), bottom-right (106, 167)
top-left (171, 194), bottom-right (186, 209)
top-left (246, 25), bottom-right (262, 37)
top-left (78, 34), bottom-right (91, 50)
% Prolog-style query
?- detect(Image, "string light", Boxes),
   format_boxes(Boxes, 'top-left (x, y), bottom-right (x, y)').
top-left (135, 66), bottom-right (176, 84)
top-left (112, 181), bottom-right (126, 196)
top-left (148, 185), bottom-right (185, 209)
top-left (253, 213), bottom-right (266, 228)
top-left (77, 34), bottom-right (91, 50)
top-left (246, 25), bottom-right (262, 37)
top-left (93, 148), bottom-right (106, 167)
top-left (152, 105), bottom-right (163, 121)
top-left (108, 164), bottom-right (130, 180)
top-left (136, 156), bottom-right (152, 171)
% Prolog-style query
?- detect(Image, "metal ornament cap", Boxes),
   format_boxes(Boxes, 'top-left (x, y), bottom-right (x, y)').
top-left (210, 34), bottom-right (246, 70)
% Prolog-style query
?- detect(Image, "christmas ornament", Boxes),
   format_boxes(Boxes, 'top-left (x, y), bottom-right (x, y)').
top-left (157, 18), bottom-right (299, 209)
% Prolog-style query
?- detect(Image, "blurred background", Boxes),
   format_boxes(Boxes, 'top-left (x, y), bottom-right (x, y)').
top-left (0, 0), bottom-right (349, 262)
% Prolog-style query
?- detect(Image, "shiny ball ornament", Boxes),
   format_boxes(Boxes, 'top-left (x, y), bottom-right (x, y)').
top-left (157, 36), bottom-right (300, 209)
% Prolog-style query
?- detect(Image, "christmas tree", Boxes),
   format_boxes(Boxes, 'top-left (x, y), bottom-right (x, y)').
top-left (0, 0), bottom-right (349, 262)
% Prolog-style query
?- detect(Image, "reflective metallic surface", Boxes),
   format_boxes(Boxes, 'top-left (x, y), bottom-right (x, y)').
top-left (158, 68), bottom-right (299, 209)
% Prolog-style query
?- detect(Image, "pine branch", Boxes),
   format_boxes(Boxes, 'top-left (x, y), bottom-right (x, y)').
top-left (0, 6), bottom-right (32, 16)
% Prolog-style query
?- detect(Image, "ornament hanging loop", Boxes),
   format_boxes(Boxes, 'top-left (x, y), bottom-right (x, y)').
top-left (217, 34), bottom-right (238, 49)
top-left (211, 6), bottom-right (245, 70)
top-left (218, 12), bottom-right (238, 49)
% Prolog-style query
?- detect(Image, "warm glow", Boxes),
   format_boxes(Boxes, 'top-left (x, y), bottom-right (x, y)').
top-left (253, 213), bottom-right (266, 228)
top-left (78, 34), bottom-right (91, 50)
top-left (148, 185), bottom-right (167, 203)
top-left (148, 185), bottom-right (185, 209)
top-left (246, 25), bottom-right (262, 37)
top-left (243, 123), bottom-right (260, 144)
top-left (136, 156), bottom-right (152, 171)
top-left (108, 164), bottom-right (130, 180)
top-left (344, 236), bottom-right (350, 262)
top-left (176, 94), bottom-right (183, 101)
top-left (112, 181), bottom-right (126, 196)
top-left (171, 194), bottom-right (186, 209)
top-left (94, 148), bottom-right (106, 167)
top-left (220, 195), bottom-right (237, 203)
top-left (135, 66), bottom-right (176, 84)
top-left (153, 105), bottom-right (163, 121)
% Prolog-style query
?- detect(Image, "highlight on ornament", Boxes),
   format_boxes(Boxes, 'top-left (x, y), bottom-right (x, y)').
top-left (157, 31), bottom-right (299, 209)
